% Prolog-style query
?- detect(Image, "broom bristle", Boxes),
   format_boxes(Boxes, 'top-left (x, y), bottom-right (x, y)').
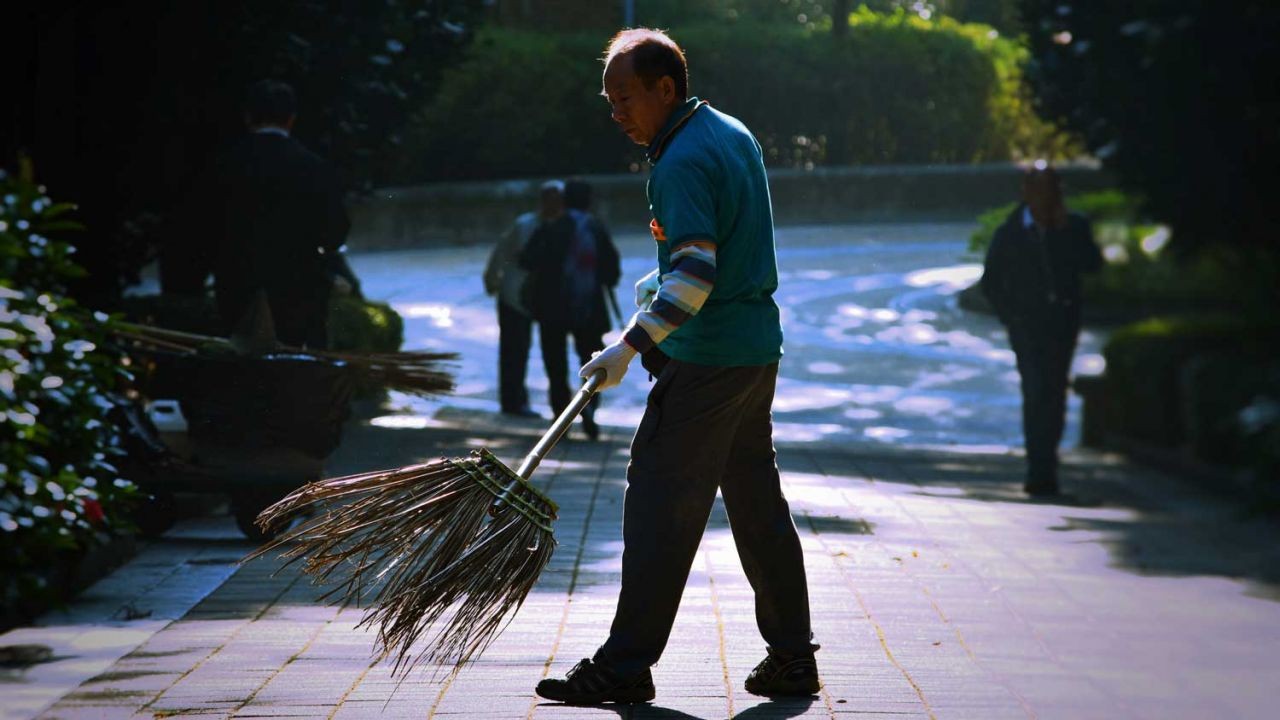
top-left (110, 322), bottom-right (457, 397)
top-left (246, 449), bottom-right (557, 676)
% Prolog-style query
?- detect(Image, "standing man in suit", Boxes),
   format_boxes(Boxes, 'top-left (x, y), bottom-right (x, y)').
top-left (205, 79), bottom-right (350, 349)
top-left (981, 164), bottom-right (1104, 496)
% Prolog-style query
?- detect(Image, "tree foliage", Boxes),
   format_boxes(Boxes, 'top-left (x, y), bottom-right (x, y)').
top-left (410, 11), bottom-right (1068, 181)
top-left (1019, 1), bottom-right (1280, 255)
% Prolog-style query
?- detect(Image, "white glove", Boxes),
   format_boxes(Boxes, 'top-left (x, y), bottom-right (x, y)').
top-left (634, 268), bottom-right (660, 309)
top-left (579, 340), bottom-right (638, 391)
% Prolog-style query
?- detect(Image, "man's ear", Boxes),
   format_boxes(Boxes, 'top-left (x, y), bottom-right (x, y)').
top-left (660, 76), bottom-right (677, 105)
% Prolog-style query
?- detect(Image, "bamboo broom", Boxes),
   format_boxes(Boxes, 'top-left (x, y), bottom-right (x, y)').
top-left (247, 370), bottom-right (606, 676)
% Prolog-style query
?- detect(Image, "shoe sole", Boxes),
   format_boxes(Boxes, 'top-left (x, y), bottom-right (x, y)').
top-left (745, 679), bottom-right (820, 697)
top-left (537, 687), bottom-right (655, 705)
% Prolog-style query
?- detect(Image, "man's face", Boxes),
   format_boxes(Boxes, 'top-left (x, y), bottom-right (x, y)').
top-left (1023, 174), bottom-right (1063, 228)
top-left (602, 54), bottom-right (678, 146)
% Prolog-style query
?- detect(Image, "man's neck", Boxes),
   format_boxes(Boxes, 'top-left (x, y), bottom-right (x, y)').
top-left (646, 98), bottom-right (703, 163)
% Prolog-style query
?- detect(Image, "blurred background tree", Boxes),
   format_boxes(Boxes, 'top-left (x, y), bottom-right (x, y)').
top-left (1018, 0), bottom-right (1279, 257)
top-left (409, 4), bottom-right (1070, 181)
top-left (2, 0), bottom-right (483, 305)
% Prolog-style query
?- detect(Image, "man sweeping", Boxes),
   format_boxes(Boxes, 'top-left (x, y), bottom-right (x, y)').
top-left (536, 28), bottom-right (820, 705)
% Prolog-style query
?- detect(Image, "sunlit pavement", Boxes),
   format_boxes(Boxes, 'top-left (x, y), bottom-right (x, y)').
top-left (6, 223), bottom-right (1280, 719)
top-left (354, 223), bottom-right (1104, 454)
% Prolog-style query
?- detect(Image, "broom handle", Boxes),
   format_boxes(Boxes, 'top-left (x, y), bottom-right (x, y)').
top-left (514, 369), bottom-right (606, 480)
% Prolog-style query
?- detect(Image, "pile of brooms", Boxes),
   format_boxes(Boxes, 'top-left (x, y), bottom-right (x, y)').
top-left (110, 320), bottom-right (457, 399)
top-left (245, 370), bottom-right (606, 676)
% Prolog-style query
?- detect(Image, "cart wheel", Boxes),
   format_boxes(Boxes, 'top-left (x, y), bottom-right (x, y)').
top-left (134, 490), bottom-right (177, 538)
top-left (232, 490), bottom-right (282, 542)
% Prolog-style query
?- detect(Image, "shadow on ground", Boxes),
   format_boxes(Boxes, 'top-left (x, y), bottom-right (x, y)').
top-left (795, 442), bottom-right (1280, 599)
top-left (560, 695), bottom-right (816, 719)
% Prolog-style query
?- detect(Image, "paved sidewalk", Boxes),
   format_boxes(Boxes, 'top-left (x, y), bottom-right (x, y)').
top-left (6, 224), bottom-right (1279, 718)
top-left (11, 406), bottom-right (1280, 719)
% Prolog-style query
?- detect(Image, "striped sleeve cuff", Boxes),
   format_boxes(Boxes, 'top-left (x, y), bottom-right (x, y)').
top-left (623, 239), bottom-right (717, 352)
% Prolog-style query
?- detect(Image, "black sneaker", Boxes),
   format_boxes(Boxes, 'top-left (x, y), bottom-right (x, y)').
top-left (535, 658), bottom-right (655, 705)
top-left (1024, 481), bottom-right (1060, 497)
top-left (744, 651), bottom-right (820, 697)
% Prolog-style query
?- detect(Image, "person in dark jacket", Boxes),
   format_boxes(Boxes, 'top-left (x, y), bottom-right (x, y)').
top-left (519, 178), bottom-right (621, 439)
top-left (981, 165), bottom-right (1104, 496)
top-left (200, 79), bottom-right (350, 349)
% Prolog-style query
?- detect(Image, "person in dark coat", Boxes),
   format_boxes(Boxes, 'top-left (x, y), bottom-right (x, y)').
top-left (201, 79), bottom-right (350, 349)
top-left (981, 165), bottom-right (1104, 496)
top-left (519, 178), bottom-right (621, 439)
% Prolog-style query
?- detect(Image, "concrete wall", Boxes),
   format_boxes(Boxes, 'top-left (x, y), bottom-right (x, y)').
top-left (347, 162), bottom-right (1113, 251)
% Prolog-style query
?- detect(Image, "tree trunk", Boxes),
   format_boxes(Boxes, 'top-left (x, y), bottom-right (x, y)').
top-left (832, 0), bottom-right (851, 37)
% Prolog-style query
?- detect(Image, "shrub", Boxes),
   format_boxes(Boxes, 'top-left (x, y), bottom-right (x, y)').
top-left (328, 296), bottom-right (404, 354)
top-left (1, 166), bottom-right (138, 615)
top-left (1102, 315), bottom-right (1280, 448)
top-left (408, 10), bottom-right (1067, 181)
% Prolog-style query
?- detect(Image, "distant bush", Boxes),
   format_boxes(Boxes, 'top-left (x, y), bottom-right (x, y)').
top-left (407, 10), bottom-right (1070, 181)
top-left (1, 166), bottom-right (138, 616)
top-left (328, 296), bottom-right (404, 355)
top-left (1101, 315), bottom-right (1280, 489)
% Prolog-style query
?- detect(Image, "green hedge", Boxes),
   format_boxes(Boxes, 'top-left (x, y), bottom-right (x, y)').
top-left (1102, 315), bottom-right (1280, 454)
top-left (406, 10), bottom-right (1068, 181)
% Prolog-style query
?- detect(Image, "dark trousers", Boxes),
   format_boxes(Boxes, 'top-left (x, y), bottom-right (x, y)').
top-left (497, 300), bottom-right (533, 412)
top-left (538, 321), bottom-right (604, 418)
top-left (596, 361), bottom-right (816, 676)
top-left (1010, 319), bottom-right (1079, 486)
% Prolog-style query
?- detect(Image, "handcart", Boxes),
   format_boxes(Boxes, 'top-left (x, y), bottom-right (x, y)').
top-left (125, 349), bottom-right (354, 541)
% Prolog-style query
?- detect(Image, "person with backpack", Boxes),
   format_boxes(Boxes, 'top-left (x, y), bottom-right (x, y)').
top-left (519, 178), bottom-right (621, 440)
